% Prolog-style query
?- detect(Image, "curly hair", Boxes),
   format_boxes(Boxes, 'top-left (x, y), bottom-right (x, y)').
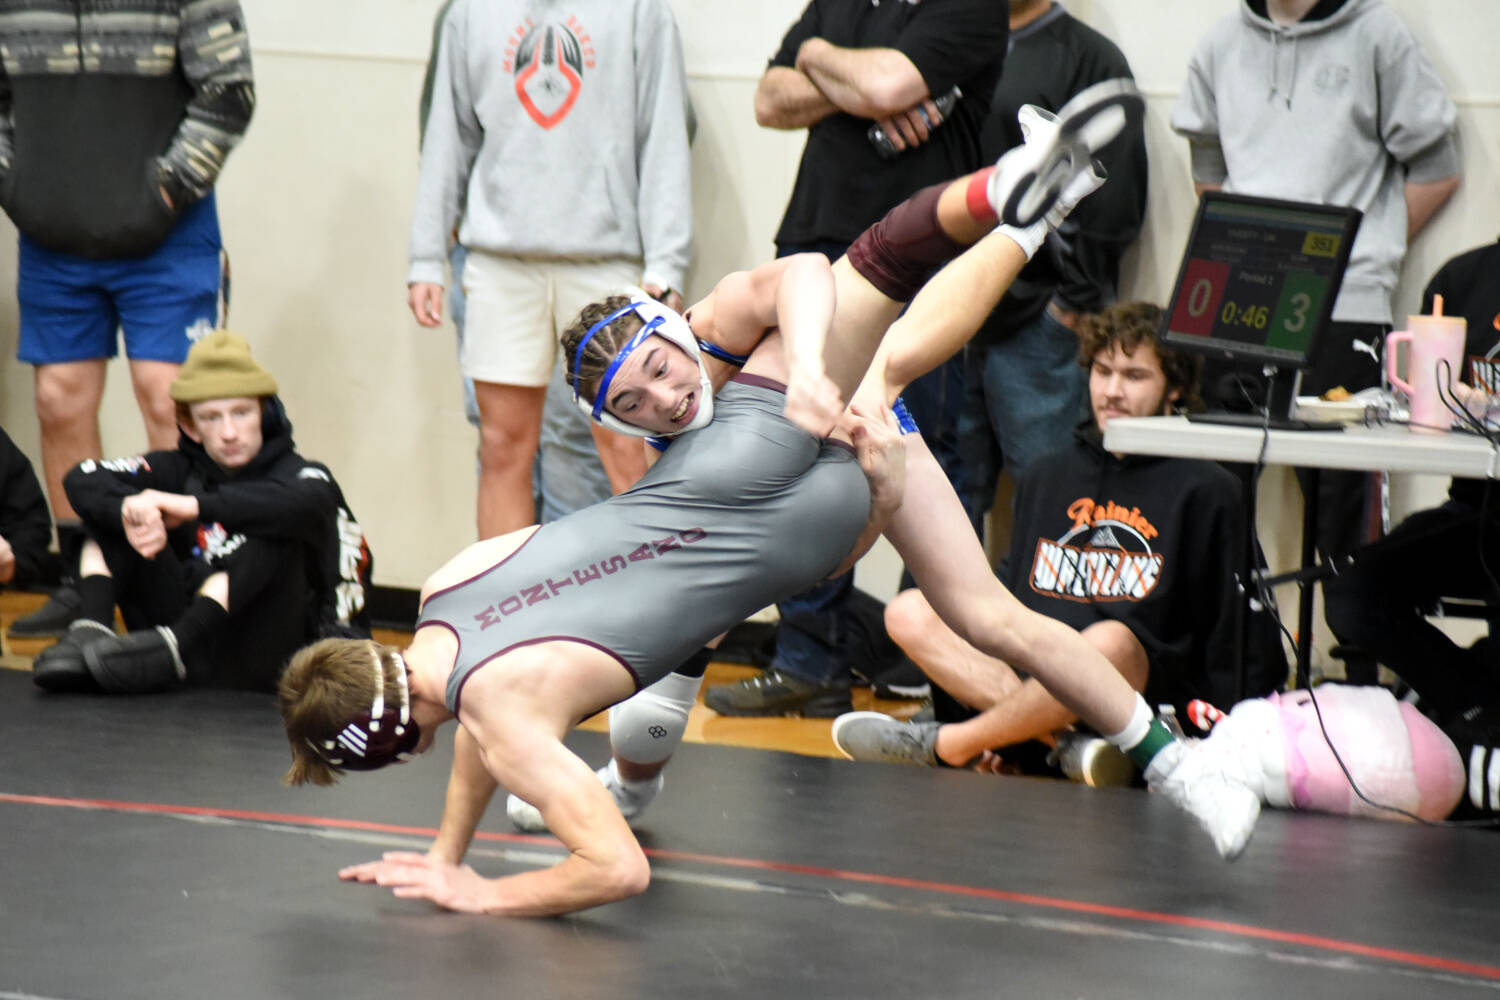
top-left (277, 638), bottom-right (402, 787)
top-left (560, 294), bottom-right (646, 404)
top-left (1075, 301), bottom-right (1204, 413)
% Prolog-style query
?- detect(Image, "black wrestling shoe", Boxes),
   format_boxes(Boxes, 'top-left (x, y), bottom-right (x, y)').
top-left (83, 627), bottom-right (188, 694)
top-left (8, 585), bottom-right (82, 638)
top-left (31, 619), bottom-right (115, 692)
top-left (704, 668), bottom-right (853, 718)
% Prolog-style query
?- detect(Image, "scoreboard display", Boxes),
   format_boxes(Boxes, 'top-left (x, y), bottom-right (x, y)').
top-left (1163, 193), bottom-right (1361, 368)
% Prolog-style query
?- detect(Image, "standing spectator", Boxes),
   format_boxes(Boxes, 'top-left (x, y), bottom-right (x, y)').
top-left (0, 426), bottom-right (51, 595)
top-left (1171, 0), bottom-right (1460, 561)
top-left (1, 0), bottom-right (255, 638)
top-left (957, 0), bottom-right (1148, 534)
top-left (418, 0), bottom-right (479, 433)
top-left (30, 331), bottom-right (372, 695)
top-left (409, 0), bottom-right (691, 539)
top-left (706, 0), bottom-right (1008, 717)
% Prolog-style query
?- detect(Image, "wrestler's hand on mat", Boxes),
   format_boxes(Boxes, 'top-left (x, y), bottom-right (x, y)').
top-left (847, 402), bottom-right (905, 513)
top-left (784, 364), bottom-right (844, 439)
top-left (339, 851), bottom-right (494, 914)
top-left (408, 282), bottom-right (445, 327)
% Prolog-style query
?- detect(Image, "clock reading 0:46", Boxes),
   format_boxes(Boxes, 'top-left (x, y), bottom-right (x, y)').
top-left (1219, 300), bottom-right (1270, 329)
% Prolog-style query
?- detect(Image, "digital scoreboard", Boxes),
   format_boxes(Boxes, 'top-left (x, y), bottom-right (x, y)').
top-left (1162, 192), bottom-right (1362, 370)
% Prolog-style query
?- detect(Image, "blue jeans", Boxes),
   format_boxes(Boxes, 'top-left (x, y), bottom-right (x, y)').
top-left (956, 307), bottom-right (1088, 536)
top-left (447, 243), bottom-right (479, 428)
top-left (533, 354), bottom-right (613, 523)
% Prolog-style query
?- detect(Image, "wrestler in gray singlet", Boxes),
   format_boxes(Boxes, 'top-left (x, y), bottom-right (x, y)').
top-left (421, 376), bottom-right (870, 714)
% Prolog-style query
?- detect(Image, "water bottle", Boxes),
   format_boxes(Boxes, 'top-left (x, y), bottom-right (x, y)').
top-left (868, 86), bottom-right (962, 159)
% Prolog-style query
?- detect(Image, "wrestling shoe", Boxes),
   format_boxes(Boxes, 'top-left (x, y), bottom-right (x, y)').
top-left (82, 626), bottom-right (187, 693)
top-left (30, 619), bottom-right (115, 692)
top-left (704, 668), bottom-right (853, 718)
top-left (8, 584), bottom-right (82, 638)
top-left (1051, 731), bottom-right (1137, 788)
top-left (988, 77), bottom-right (1143, 229)
top-left (506, 760), bottom-right (665, 833)
top-left (831, 711), bottom-right (940, 766)
top-left (1145, 736), bottom-right (1262, 860)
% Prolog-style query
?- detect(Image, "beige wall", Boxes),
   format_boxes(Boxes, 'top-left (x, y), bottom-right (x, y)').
top-left (1, 0), bottom-right (1497, 612)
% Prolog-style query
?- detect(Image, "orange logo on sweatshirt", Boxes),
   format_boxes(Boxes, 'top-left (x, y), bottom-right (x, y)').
top-left (1065, 497), bottom-right (1159, 541)
top-left (1028, 496), bottom-right (1164, 603)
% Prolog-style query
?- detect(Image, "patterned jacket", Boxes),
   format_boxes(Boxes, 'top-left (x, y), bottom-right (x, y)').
top-left (0, 0), bottom-right (254, 256)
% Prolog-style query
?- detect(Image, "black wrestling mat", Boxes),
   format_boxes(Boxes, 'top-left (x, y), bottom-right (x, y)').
top-left (2, 668), bottom-right (1496, 1000)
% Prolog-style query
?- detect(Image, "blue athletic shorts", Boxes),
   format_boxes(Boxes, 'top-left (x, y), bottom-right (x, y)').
top-left (16, 193), bottom-right (226, 366)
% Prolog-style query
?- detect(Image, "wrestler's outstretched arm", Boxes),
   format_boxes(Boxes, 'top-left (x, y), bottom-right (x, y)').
top-left (426, 727), bottom-right (497, 864)
top-left (341, 674), bottom-right (649, 917)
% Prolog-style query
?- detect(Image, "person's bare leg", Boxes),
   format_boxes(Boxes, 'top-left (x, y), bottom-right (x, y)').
top-left (474, 381), bottom-right (547, 538)
top-left (77, 539), bottom-right (111, 579)
top-left (34, 360), bottom-right (108, 522)
top-left (127, 359), bottom-right (184, 451)
top-left (886, 589), bottom-right (1150, 766)
top-left (820, 170), bottom-right (1003, 405)
top-left (885, 435), bottom-right (1139, 736)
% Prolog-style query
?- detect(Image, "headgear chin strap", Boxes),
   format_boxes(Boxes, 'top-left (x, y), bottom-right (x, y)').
top-left (570, 296), bottom-right (715, 439)
top-left (308, 646), bottom-right (420, 772)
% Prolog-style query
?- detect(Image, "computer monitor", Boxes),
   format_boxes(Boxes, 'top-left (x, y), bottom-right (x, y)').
top-left (1161, 191), bottom-right (1362, 424)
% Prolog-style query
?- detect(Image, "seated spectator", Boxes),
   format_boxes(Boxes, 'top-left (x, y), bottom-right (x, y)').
top-left (1324, 234), bottom-right (1500, 815)
top-left (0, 426), bottom-right (53, 594)
top-left (833, 302), bottom-right (1286, 781)
top-left (31, 331), bottom-right (372, 694)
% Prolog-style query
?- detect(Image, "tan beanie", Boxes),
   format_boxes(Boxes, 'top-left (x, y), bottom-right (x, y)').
top-left (169, 330), bottom-right (279, 403)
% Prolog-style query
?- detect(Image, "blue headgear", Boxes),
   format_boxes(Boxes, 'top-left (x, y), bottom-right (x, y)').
top-left (570, 296), bottom-right (717, 438)
top-left (307, 646), bottom-right (420, 772)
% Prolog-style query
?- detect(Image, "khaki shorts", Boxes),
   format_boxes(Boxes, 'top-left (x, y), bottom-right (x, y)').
top-left (460, 251), bottom-right (641, 387)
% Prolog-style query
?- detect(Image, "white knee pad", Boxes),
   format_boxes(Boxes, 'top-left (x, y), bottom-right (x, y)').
top-left (609, 670), bottom-right (703, 765)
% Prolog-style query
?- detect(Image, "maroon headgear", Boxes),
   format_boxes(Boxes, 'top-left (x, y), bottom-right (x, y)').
top-left (307, 645), bottom-right (420, 772)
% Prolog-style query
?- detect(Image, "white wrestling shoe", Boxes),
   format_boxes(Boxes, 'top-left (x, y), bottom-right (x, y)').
top-left (506, 759), bottom-right (665, 833)
top-left (1144, 735), bottom-right (1263, 860)
top-left (988, 77), bottom-right (1144, 229)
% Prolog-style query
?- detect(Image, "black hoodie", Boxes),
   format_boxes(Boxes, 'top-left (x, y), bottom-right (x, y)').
top-left (63, 398), bottom-right (370, 637)
top-left (1000, 424), bottom-right (1285, 714)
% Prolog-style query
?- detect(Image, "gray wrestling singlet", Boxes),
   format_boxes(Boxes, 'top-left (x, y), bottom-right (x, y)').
top-left (422, 377), bottom-right (870, 713)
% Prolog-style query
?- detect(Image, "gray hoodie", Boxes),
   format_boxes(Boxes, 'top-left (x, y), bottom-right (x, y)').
top-left (409, 0), bottom-right (692, 293)
top-left (1171, 0), bottom-right (1458, 324)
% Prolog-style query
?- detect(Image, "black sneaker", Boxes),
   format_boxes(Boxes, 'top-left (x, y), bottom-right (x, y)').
top-left (31, 619), bottom-right (115, 692)
top-left (82, 627), bottom-right (187, 694)
top-left (1445, 705), bottom-right (1500, 815)
top-left (704, 668), bottom-right (853, 717)
top-left (8, 585), bottom-right (83, 638)
top-left (854, 656), bottom-right (931, 700)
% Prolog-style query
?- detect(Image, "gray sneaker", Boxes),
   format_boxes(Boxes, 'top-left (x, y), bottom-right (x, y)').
top-left (831, 711), bottom-right (940, 766)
